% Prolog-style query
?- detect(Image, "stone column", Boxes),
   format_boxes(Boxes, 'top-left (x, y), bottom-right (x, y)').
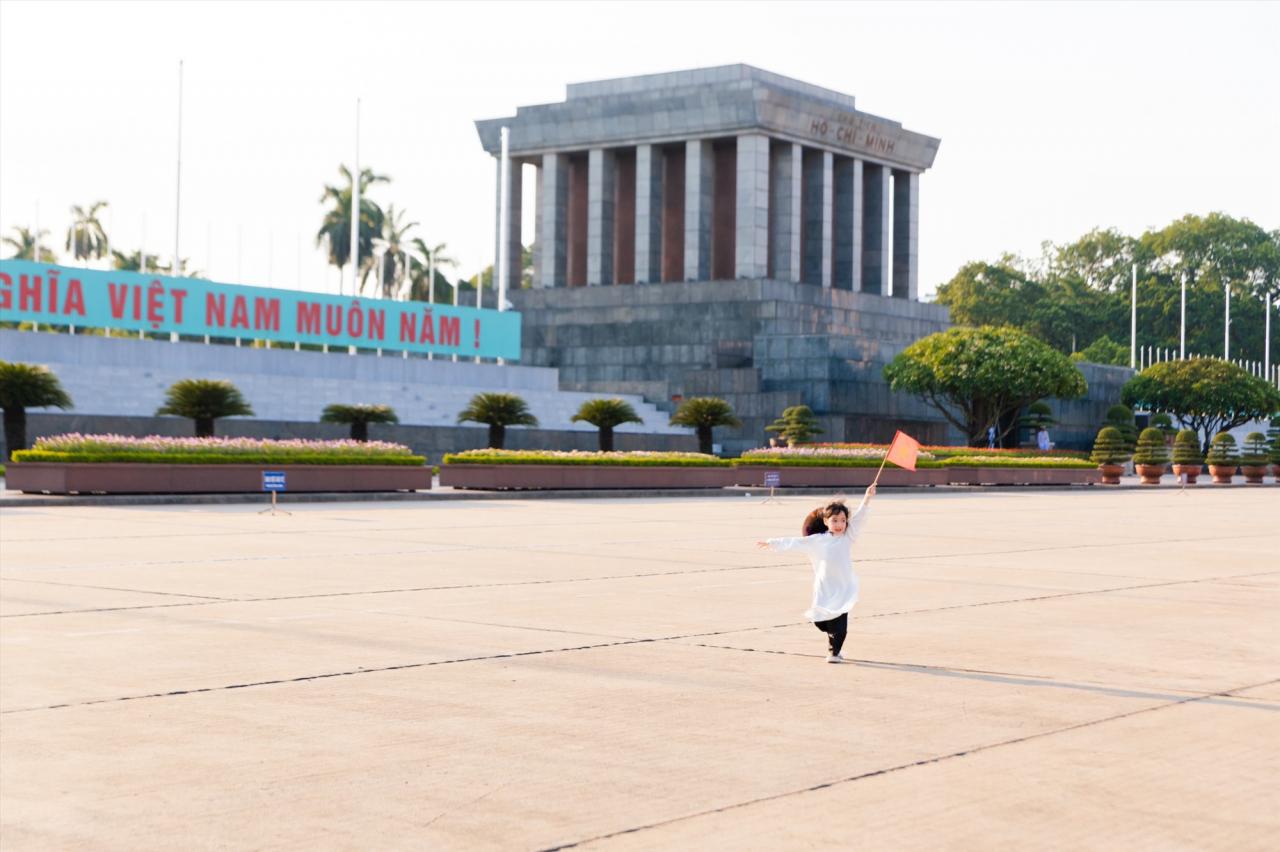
top-left (801, 149), bottom-right (832, 286)
top-left (634, 144), bottom-right (663, 284)
top-left (531, 162), bottom-right (543, 288)
top-left (769, 142), bottom-right (801, 282)
top-left (833, 157), bottom-right (863, 291)
top-left (734, 133), bottom-right (769, 279)
top-left (493, 156), bottom-right (522, 297)
top-left (893, 170), bottom-right (919, 300)
top-left (539, 152), bottom-right (568, 288)
top-left (861, 163), bottom-right (891, 295)
top-left (587, 148), bottom-right (616, 286)
top-left (684, 139), bottom-right (714, 281)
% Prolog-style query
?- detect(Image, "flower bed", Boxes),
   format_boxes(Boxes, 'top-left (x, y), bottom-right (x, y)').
top-left (442, 449), bottom-right (729, 467)
top-left (12, 434), bottom-right (426, 465)
top-left (6, 434), bottom-right (430, 494)
top-left (801, 442), bottom-right (1088, 459)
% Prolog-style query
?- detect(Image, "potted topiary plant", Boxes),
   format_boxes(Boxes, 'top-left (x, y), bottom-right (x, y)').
top-left (1171, 429), bottom-right (1203, 484)
top-left (1131, 427), bottom-right (1170, 485)
top-left (1239, 431), bottom-right (1270, 485)
top-left (1204, 433), bottom-right (1239, 484)
top-left (1103, 405), bottom-right (1138, 452)
top-left (1090, 426), bottom-right (1130, 485)
top-left (1149, 412), bottom-right (1177, 440)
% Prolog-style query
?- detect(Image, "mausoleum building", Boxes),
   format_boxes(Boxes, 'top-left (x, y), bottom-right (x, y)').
top-left (476, 64), bottom-right (939, 299)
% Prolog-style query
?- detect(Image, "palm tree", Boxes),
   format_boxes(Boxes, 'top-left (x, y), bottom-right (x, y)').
top-left (407, 238), bottom-right (458, 302)
top-left (670, 397), bottom-right (741, 455)
top-left (0, 361), bottom-right (73, 460)
top-left (320, 403), bottom-right (399, 442)
top-left (316, 164), bottom-right (389, 291)
top-left (3, 227), bottom-right (56, 262)
top-left (155, 379), bottom-right (254, 437)
top-left (371, 205), bottom-right (418, 299)
top-left (457, 392), bottom-right (538, 449)
top-left (65, 201), bottom-right (110, 266)
top-left (571, 398), bottom-right (642, 452)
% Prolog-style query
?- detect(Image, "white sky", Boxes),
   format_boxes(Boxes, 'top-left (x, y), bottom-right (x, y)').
top-left (1, 0), bottom-right (1277, 300)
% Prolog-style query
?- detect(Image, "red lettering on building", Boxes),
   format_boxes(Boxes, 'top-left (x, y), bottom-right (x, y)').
top-left (398, 312), bottom-right (417, 343)
top-left (0, 272), bottom-right (11, 310)
top-left (367, 308), bottom-right (385, 341)
top-left (324, 304), bottom-right (343, 336)
top-left (230, 295), bottom-right (250, 329)
top-left (19, 275), bottom-right (42, 312)
top-left (297, 301), bottom-right (321, 335)
top-left (171, 288), bottom-right (186, 324)
top-left (63, 278), bottom-right (86, 316)
top-left (109, 282), bottom-right (129, 319)
top-left (206, 293), bottom-right (227, 327)
top-left (253, 297), bottom-right (280, 331)
top-left (439, 315), bottom-right (460, 347)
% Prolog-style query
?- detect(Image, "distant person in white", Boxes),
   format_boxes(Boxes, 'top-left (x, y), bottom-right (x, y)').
top-left (756, 485), bottom-right (876, 664)
top-left (1036, 427), bottom-right (1051, 451)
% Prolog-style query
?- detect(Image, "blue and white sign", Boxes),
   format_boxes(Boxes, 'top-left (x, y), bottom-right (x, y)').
top-left (0, 260), bottom-right (522, 360)
top-left (262, 471), bottom-right (287, 492)
top-left (763, 471), bottom-right (781, 488)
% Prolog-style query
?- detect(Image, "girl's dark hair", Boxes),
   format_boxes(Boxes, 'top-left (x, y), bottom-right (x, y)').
top-left (822, 501), bottom-right (850, 520)
top-left (801, 507), bottom-right (828, 536)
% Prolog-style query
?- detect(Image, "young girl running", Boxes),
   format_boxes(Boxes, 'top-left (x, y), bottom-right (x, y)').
top-left (756, 484), bottom-right (875, 663)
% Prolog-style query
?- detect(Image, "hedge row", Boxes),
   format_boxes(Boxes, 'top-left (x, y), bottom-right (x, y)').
top-left (441, 449), bottom-right (730, 467)
top-left (12, 450), bottom-right (427, 466)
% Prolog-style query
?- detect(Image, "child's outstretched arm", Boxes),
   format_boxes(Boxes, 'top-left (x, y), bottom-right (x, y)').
top-left (847, 484), bottom-right (876, 538)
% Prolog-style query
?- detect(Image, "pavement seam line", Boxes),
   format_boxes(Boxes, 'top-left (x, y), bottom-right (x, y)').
top-left (536, 677), bottom-right (1280, 851)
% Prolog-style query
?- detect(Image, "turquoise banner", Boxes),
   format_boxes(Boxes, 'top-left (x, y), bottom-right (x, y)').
top-left (0, 261), bottom-right (522, 360)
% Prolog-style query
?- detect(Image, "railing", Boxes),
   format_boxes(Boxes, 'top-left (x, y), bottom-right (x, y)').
top-left (1136, 345), bottom-right (1279, 389)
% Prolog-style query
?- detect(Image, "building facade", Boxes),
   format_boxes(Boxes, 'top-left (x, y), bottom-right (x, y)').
top-left (476, 65), bottom-right (939, 300)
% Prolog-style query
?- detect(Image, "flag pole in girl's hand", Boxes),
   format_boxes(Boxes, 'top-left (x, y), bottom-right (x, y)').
top-left (873, 430), bottom-right (921, 487)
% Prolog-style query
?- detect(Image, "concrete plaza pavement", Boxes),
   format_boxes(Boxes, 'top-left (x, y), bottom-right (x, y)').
top-left (1, 488), bottom-right (1276, 849)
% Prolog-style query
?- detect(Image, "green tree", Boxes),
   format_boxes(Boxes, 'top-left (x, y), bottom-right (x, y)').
top-left (407, 239), bottom-right (458, 302)
top-left (371, 204), bottom-right (418, 299)
top-left (457, 392), bottom-right (538, 449)
top-left (571, 398), bottom-right (642, 452)
top-left (65, 201), bottom-right (110, 265)
top-left (883, 326), bottom-right (1087, 447)
top-left (3, 226), bottom-right (57, 262)
top-left (1070, 334), bottom-right (1129, 367)
top-left (1120, 359), bottom-right (1280, 453)
top-left (320, 403), bottom-right (399, 442)
top-left (670, 397), bottom-right (740, 455)
top-left (316, 164), bottom-right (388, 290)
top-left (765, 404), bottom-right (824, 446)
top-left (111, 249), bottom-right (167, 273)
top-left (155, 379), bottom-right (254, 438)
top-left (934, 259), bottom-right (1041, 329)
top-left (0, 361), bottom-right (73, 460)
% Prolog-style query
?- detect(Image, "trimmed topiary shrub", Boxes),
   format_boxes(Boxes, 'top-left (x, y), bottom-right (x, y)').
top-left (1172, 430), bottom-right (1203, 466)
top-left (1104, 405), bottom-right (1138, 450)
top-left (1090, 426), bottom-right (1131, 465)
top-left (1240, 432), bottom-right (1269, 466)
top-left (1205, 433), bottom-right (1239, 483)
top-left (1132, 427), bottom-right (1170, 465)
top-left (765, 404), bottom-right (824, 446)
top-left (1149, 413), bottom-right (1177, 437)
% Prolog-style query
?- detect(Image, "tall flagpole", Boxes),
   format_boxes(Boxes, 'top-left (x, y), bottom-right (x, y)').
top-left (350, 97), bottom-right (361, 299)
top-left (1179, 271), bottom-right (1186, 358)
top-left (498, 127), bottom-right (510, 311)
top-left (173, 60), bottom-right (184, 277)
top-left (1266, 291), bottom-right (1272, 381)
top-left (1224, 280), bottom-right (1230, 359)
top-left (1130, 264), bottom-right (1137, 369)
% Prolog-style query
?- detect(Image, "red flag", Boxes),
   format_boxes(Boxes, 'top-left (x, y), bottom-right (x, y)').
top-left (885, 430), bottom-right (920, 472)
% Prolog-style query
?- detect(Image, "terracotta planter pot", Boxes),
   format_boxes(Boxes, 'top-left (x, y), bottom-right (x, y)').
top-left (1135, 464), bottom-right (1165, 485)
top-left (1207, 465), bottom-right (1236, 484)
top-left (1272, 463), bottom-right (1280, 482)
top-left (1097, 463), bottom-right (1125, 485)
top-left (1171, 464), bottom-right (1201, 484)
top-left (1240, 465), bottom-right (1268, 485)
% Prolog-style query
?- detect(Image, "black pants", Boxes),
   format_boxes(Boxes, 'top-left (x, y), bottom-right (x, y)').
top-left (813, 613), bottom-right (848, 656)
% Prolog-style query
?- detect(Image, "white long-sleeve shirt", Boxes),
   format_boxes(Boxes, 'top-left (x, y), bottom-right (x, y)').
top-left (765, 499), bottom-right (871, 622)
